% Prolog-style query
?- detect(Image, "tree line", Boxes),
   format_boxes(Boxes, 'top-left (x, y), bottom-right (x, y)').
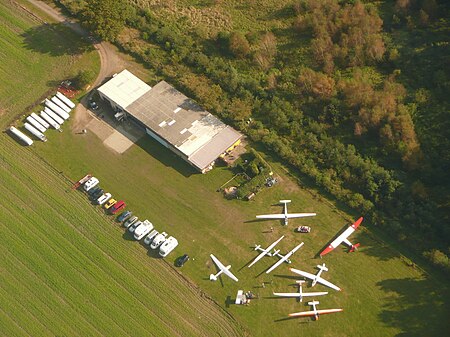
top-left (57, 0), bottom-right (450, 274)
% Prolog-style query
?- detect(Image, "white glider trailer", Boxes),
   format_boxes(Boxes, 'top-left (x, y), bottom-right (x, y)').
top-left (24, 122), bottom-right (47, 142)
top-left (56, 91), bottom-right (75, 109)
top-left (44, 107), bottom-right (64, 125)
top-left (40, 111), bottom-right (61, 131)
top-left (45, 99), bottom-right (70, 120)
top-left (26, 116), bottom-right (47, 133)
top-left (159, 236), bottom-right (178, 257)
top-left (51, 96), bottom-right (71, 113)
top-left (134, 220), bottom-right (153, 240)
top-left (31, 112), bottom-right (50, 129)
top-left (150, 232), bottom-right (168, 249)
top-left (8, 126), bottom-right (33, 145)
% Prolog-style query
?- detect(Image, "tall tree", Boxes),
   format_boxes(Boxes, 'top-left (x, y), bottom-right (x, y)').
top-left (229, 32), bottom-right (250, 59)
top-left (83, 0), bottom-right (129, 41)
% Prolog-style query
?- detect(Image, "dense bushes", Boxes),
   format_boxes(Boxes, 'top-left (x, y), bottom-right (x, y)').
top-left (57, 0), bottom-right (450, 264)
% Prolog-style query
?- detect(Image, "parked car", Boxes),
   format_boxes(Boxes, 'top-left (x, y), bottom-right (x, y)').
top-left (117, 210), bottom-right (132, 222)
top-left (83, 177), bottom-right (99, 191)
top-left (104, 198), bottom-right (117, 210)
top-left (91, 188), bottom-right (104, 200)
top-left (128, 220), bottom-right (142, 233)
top-left (176, 254), bottom-right (189, 267)
top-left (89, 100), bottom-right (99, 110)
top-left (296, 226), bottom-right (311, 233)
top-left (144, 229), bottom-right (159, 245)
top-left (97, 192), bottom-right (111, 205)
top-left (87, 186), bottom-right (100, 197)
top-left (123, 216), bottom-right (138, 229)
top-left (110, 200), bottom-right (126, 214)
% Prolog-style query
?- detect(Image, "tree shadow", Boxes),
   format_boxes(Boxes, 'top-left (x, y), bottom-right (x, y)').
top-left (262, 5), bottom-right (296, 21)
top-left (21, 23), bottom-right (93, 56)
top-left (376, 277), bottom-right (450, 337)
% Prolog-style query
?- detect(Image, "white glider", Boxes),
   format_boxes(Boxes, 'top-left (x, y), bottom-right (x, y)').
top-left (209, 254), bottom-right (238, 282)
top-left (290, 263), bottom-right (341, 291)
top-left (273, 280), bottom-right (328, 302)
top-left (266, 242), bottom-right (304, 274)
top-left (256, 200), bottom-right (316, 226)
top-left (248, 236), bottom-right (285, 268)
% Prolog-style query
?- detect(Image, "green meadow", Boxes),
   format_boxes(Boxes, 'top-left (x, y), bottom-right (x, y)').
top-left (1, 1), bottom-right (449, 336)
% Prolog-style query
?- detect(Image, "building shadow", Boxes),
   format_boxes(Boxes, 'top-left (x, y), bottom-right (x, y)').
top-left (135, 137), bottom-right (198, 178)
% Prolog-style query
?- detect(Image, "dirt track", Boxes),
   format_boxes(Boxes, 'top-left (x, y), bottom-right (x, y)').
top-left (26, 0), bottom-right (142, 153)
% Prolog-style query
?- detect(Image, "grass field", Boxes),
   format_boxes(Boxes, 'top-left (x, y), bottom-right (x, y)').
top-left (0, 135), bottom-right (243, 337)
top-left (0, 0), bottom-right (98, 127)
top-left (1, 1), bottom-right (450, 337)
top-left (28, 128), bottom-right (449, 337)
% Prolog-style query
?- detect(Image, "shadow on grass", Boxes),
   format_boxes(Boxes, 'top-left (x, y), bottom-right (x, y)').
top-left (122, 229), bottom-right (136, 241)
top-left (21, 23), bottom-right (93, 56)
top-left (376, 277), bottom-right (450, 337)
top-left (274, 316), bottom-right (310, 323)
top-left (135, 137), bottom-right (198, 178)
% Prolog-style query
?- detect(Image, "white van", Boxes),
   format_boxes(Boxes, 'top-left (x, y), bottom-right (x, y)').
top-left (84, 177), bottom-right (99, 191)
top-left (97, 192), bottom-right (111, 205)
top-left (150, 232), bottom-right (168, 249)
top-left (159, 236), bottom-right (178, 257)
top-left (134, 220), bottom-right (153, 240)
top-left (144, 229), bottom-right (159, 245)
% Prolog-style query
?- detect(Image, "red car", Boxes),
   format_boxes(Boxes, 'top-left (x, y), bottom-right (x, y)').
top-left (110, 200), bottom-right (126, 214)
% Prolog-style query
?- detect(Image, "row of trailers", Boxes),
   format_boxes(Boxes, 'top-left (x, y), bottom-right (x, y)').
top-left (9, 92), bottom-right (76, 145)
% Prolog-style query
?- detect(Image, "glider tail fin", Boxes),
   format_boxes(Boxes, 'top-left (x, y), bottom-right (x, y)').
top-left (350, 243), bottom-right (360, 252)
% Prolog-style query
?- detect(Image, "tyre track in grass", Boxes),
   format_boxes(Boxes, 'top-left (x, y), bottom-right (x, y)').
top-left (0, 268), bottom-right (82, 336)
top-left (1, 136), bottom-right (243, 336)
top-left (0, 287), bottom-right (53, 336)
top-left (1, 193), bottom-right (153, 336)
top-left (0, 208), bottom-right (124, 336)
top-left (0, 133), bottom-right (246, 334)
top-left (1, 158), bottom-right (163, 335)
top-left (0, 211), bottom-right (104, 337)
top-left (1, 159), bottom-right (202, 334)
top-left (0, 307), bottom-right (29, 337)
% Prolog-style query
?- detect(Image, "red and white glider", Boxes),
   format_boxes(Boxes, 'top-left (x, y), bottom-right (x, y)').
top-left (320, 217), bottom-right (363, 257)
top-left (288, 300), bottom-right (343, 320)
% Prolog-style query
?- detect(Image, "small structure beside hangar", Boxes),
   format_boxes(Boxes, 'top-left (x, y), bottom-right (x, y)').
top-left (98, 70), bottom-right (243, 173)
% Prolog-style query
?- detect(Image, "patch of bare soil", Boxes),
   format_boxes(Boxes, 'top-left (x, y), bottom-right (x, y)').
top-left (71, 105), bottom-right (93, 132)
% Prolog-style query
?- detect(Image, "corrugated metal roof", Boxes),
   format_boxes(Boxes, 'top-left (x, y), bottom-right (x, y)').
top-left (188, 127), bottom-right (243, 170)
top-left (99, 72), bottom-right (243, 171)
top-left (97, 70), bottom-right (151, 109)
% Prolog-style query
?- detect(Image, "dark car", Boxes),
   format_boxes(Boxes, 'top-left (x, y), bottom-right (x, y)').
top-left (89, 100), bottom-right (99, 110)
top-left (90, 188), bottom-right (104, 200)
top-left (117, 210), bottom-right (132, 222)
top-left (87, 186), bottom-right (100, 196)
top-left (176, 254), bottom-right (189, 267)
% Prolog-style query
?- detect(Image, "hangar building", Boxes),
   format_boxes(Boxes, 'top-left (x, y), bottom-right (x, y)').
top-left (97, 70), bottom-right (243, 173)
